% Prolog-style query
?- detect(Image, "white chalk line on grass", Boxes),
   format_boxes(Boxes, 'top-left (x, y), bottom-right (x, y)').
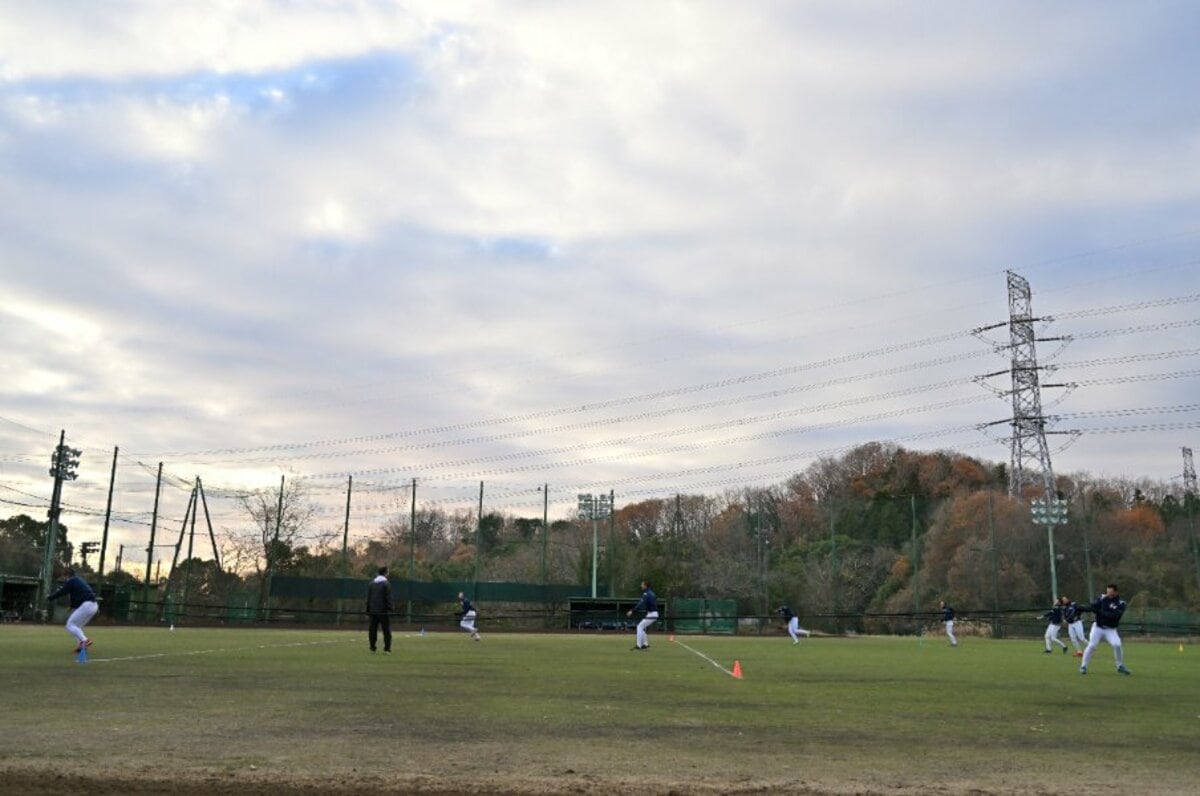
top-left (87, 637), bottom-right (356, 664)
top-left (670, 637), bottom-right (738, 678)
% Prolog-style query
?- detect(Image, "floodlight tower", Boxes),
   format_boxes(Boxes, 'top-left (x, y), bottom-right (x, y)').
top-left (577, 493), bottom-right (612, 598)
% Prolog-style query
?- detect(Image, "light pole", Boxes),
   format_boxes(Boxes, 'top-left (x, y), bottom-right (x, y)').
top-left (41, 431), bottom-right (81, 612)
top-left (577, 493), bottom-right (612, 599)
top-left (1031, 495), bottom-right (1068, 603)
top-left (538, 484), bottom-right (549, 586)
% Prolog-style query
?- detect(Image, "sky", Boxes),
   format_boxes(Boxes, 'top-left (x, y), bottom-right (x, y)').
top-left (2, 1), bottom-right (1199, 575)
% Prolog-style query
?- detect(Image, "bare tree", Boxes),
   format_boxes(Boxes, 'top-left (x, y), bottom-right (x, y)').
top-left (235, 478), bottom-right (318, 612)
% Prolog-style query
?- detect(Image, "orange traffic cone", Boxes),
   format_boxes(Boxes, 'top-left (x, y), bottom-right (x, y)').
top-left (732, 660), bottom-right (743, 679)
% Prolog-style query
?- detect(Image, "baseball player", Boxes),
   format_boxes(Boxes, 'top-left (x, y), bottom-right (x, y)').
top-left (1078, 583), bottom-right (1131, 675)
top-left (457, 592), bottom-right (481, 641)
top-left (1039, 602), bottom-right (1069, 654)
top-left (47, 568), bottom-right (98, 654)
top-left (777, 604), bottom-right (811, 644)
top-left (939, 600), bottom-right (957, 647)
top-left (1060, 595), bottom-right (1086, 656)
top-left (626, 580), bottom-right (658, 651)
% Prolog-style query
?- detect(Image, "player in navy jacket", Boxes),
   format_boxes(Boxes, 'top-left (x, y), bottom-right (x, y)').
top-left (1059, 595), bottom-right (1086, 655)
top-left (1039, 603), bottom-right (1069, 654)
top-left (47, 568), bottom-right (98, 653)
top-left (626, 581), bottom-right (659, 651)
top-left (777, 604), bottom-right (811, 644)
top-left (1078, 584), bottom-right (1131, 675)
top-left (457, 592), bottom-right (481, 640)
top-left (939, 601), bottom-right (957, 647)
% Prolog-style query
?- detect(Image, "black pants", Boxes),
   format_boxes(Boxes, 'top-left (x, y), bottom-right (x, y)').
top-left (369, 613), bottom-right (392, 651)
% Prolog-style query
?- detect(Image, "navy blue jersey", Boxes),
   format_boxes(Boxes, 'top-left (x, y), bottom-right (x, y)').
top-left (941, 605), bottom-right (955, 622)
top-left (633, 588), bottom-right (658, 615)
top-left (778, 605), bottom-right (796, 621)
top-left (47, 575), bottom-right (96, 608)
top-left (1062, 601), bottom-right (1083, 623)
top-left (459, 597), bottom-right (475, 615)
top-left (1040, 605), bottom-right (1064, 625)
top-left (1083, 593), bottom-right (1127, 629)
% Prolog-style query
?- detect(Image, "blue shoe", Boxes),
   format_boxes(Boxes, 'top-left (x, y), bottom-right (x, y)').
top-left (1117, 665), bottom-right (1131, 675)
top-left (1079, 665), bottom-right (1087, 675)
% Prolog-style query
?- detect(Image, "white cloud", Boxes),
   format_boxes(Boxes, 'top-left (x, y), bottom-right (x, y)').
top-left (0, 1), bottom-right (1198, 561)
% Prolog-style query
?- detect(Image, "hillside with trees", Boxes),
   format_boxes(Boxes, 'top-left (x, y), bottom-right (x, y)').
top-left (4, 443), bottom-right (1197, 624)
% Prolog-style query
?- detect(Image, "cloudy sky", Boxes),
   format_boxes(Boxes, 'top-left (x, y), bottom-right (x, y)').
top-left (2, 1), bottom-right (1198, 573)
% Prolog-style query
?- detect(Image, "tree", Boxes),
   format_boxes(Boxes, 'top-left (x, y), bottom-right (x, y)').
top-left (234, 480), bottom-right (319, 613)
top-left (0, 514), bottom-right (70, 577)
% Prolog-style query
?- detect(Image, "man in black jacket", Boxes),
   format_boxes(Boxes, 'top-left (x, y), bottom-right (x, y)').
top-left (1079, 583), bottom-right (1131, 675)
top-left (366, 566), bottom-right (393, 653)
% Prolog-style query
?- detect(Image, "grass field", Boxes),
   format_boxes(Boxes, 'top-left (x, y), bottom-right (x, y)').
top-left (1, 623), bottom-right (1197, 795)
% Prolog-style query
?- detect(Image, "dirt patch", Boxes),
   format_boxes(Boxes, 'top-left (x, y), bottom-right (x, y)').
top-left (6, 763), bottom-right (1197, 796)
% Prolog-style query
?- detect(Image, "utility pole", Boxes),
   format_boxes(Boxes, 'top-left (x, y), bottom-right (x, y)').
top-left (336, 476), bottom-right (351, 626)
top-left (142, 462), bottom-right (163, 621)
top-left (987, 492), bottom-right (1000, 637)
top-left (99, 446), bottom-right (118, 577)
top-left (144, 462), bottom-right (163, 595)
top-left (912, 494), bottom-right (923, 638)
top-left (829, 501), bottom-right (838, 633)
top-left (1184, 447), bottom-right (1200, 589)
top-left (40, 431), bottom-right (81, 613)
top-left (540, 484), bottom-right (549, 586)
top-left (341, 476), bottom-right (352, 577)
top-left (608, 489), bottom-right (616, 598)
top-left (408, 477), bottom-right (417, 624)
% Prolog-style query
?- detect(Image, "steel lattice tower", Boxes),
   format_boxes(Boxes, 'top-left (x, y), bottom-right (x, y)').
top-left (1005, 271), bottom-right (1057, 498)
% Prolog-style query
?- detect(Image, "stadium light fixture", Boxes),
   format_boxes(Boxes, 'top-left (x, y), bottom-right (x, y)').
top-left (41, 432), bottom-right (82, 610)
top-left (577, 493), bottom-right (612, 599)
top-left (1030, 496), bottom-right (1068, 602)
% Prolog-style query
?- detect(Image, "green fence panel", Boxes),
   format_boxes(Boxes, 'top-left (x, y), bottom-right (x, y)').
top-left (673, 597), bottom-right (736, 634)
top-left (1130, 608), bottom-right (1200, 634)
top-left (269, 575), bottom-right (588, 604)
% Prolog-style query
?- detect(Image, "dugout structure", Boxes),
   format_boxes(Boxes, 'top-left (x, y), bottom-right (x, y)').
top-left (0, 573), bottom-right (39, 621)
top-left (568, 596), bottom-right (735, 634)
top-left (568, 597), bottom-right (666, 631)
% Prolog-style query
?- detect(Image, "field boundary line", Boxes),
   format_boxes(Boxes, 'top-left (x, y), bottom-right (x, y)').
top-left (670, 637), bottom-right (738, 678)
top-left (88, 636), bottom-right (356, 664)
